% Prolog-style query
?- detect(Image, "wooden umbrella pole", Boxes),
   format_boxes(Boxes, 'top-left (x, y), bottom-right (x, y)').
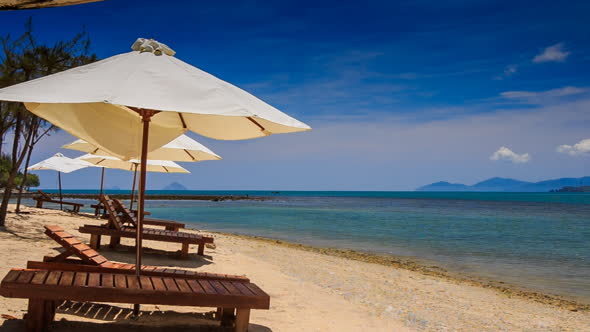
top-left (58, 171), bottom-right (63, 211)
top-left (99, 167), bottom-right (105, 196)
top-left (133, 109), bottom-right (155, 316)
top-left (130, 164), bottom-right (138, 211)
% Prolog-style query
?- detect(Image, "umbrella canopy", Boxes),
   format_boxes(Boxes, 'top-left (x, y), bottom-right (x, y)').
top-left (63, 134), bottom-right (221, 162)
top-left (76, 154), bottom-right (189, 173)
top-left (28, 153), bottom-right (94, 173)
top-left (0, 38), bottom-right (311, 301)
top-left (0, 38), bottom-right (311, 160)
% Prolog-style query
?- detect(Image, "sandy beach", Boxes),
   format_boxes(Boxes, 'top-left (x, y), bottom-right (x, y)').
top-left (0, 205), bottom-right (587, 332)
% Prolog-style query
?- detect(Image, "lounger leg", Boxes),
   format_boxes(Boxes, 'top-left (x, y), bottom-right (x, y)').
top-left (25, 299), bottom-right (51, 332)
top-left (197, 243), bottom-right (205, 256)
top-left (109, 236), bottom-right (120, 248)
top-left (235, 308), bottom-right (250, 332)
top-left (90, 234), bottom-right (101, 249)
top-left (36, 200), bottom-right (43, 208)
top-left (181, 243), bottom-right (189, 258)
top-left (219, 307), bottom-right (235, 327)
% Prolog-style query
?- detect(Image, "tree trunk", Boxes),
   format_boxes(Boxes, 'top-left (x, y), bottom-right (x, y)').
top-left (15, 130), bottom-right (36, 213)
top-left (0, 110), bottom-right (31, 226)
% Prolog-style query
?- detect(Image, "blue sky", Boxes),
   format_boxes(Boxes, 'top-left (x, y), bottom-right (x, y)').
top-left (1, 0), bottom-right (589, 190)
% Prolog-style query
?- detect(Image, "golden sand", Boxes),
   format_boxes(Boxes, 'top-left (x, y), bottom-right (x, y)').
top-left (0, 205), bottom-right (587, 331)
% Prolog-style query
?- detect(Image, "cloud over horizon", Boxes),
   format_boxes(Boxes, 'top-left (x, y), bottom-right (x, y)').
top-left (490, 147), bottom-right (531, 164)
top-left (557, 138), bottom-right (590, 156)
top-left (532, 43), bottom-right (570, 63)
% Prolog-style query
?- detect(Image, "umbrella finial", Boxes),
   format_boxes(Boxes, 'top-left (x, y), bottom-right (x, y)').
top-left (131, 38), bottom-right (176, 56)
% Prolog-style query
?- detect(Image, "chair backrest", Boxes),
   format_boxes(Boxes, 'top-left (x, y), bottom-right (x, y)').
top-left (112, 199), bottom-right (137, 227)
top-left (98, 195), bottom-right (124, 231)
top-left (44, 225), bottom-right (109, 266)
top-left (37, 190), bottom-right (52, 200)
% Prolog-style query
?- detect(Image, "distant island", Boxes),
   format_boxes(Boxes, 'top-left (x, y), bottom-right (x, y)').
top-left (162, 182), bottom-right (188, 190)
top-left (550, 186), bottom-right (590, 193)
top-left (417, 176), bottom-right (590, 192)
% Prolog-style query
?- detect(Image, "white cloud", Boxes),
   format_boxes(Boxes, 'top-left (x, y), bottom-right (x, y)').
top-left (533, 43), bottom-right (570, 63)
top-left (494, 64), bottom-right (518, 80)
top-left (557, 138), bottom-right (590, 156)
top-left (490, 147), bottom-right (531, 164)
top-left (500, 86), bottom-right (587, 104)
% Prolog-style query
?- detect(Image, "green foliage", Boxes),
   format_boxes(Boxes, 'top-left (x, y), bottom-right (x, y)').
top-left (0, 153), bottom-right (39, 188)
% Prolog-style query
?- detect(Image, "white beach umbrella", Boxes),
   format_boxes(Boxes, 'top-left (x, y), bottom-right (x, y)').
top-left (63, 134), bottom-right (221, 162)
top-left (0, 38), bottom-right (310, 160)
top-left (77, 154), bottom-right (189, 173)
top-left (28, 153), bottom-right (94, 209)
top-left (77, 154), bottom-right (190, 210)
top-left (0, 38), bottom-right (311, 293)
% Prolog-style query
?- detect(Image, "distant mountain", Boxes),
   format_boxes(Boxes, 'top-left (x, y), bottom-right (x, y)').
top-left (418, 181), bottom-right (470, 191)
top-left (162, 182), bottom-right (188, 191)
top-left (417, 176), bottom-right (590, 192)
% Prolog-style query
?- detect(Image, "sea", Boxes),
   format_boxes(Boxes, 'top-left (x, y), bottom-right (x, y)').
top-left (29, 190), bottom-right (590, 303)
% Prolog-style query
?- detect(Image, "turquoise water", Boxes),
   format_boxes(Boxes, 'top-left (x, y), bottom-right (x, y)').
top-left (36, 191), bottom-right (590, 302)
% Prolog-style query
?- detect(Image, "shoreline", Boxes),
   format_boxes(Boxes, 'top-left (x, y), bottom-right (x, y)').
top-left (205, 229), bottom-right (589, 312)
top-left (19, 192), bottom-right (266, 201)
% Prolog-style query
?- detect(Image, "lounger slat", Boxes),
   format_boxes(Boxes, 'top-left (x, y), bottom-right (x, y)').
top-left (45, 271), bottom-right (62, 285)
top-left (53, 231), bottom-right (73, 239)
top-left (186, 279), bottom-right (206, 294)
top-left (114, 274), bottom-right (127, 288)
top-left (73, 272), bottom-right (87, 286)
top-left (126, 275), bottom-right (139, 290)
top-left (31, 271), bottom-right (49, 285)
top-left (162, 278), bottom-right (179, 292)
top-left (221, 281), bottom-right (241, 295)
top-left (175, 278), bottom-right (192, 293)
top-left (151, 277), bottom-right (166, 291)
top-left (209, 280), bottom-right (230, 295)
top-left (87, 273), bottom-right (100, 287)
top-left (139, 276), bottom-right (153, 290)
top-left (2, 270), bottom-right (21, 284)
top-left (16, 271), bottom-right (35, 284)
top-left (101, 273), bottom-right (114, 288)
top-left (45, 225), bottom-right (63, 233)
top-left (232, 281), bottom-right (256, 296)
top-left (244, 282), bottom-right (268, 297)
top-left (59, 272), bottom-right (75, 286)
top-left (197, 280), bottom-right (217, 294)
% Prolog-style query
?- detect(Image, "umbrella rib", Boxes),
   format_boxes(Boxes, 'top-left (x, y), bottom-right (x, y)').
top-left (184, 149), bottom-right (196, 161)
top-left (95, 158), bottom-right (106, 165)
top-left (178, 113), bottom-right (187, 129)
top-left (247, 117), bottom-right (266, 132)
top-left (162, 166), bottom-right (169, 173)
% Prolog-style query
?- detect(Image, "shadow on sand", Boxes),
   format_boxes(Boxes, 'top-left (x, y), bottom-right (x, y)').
top-left (0, 301), bottom-right (272, 332)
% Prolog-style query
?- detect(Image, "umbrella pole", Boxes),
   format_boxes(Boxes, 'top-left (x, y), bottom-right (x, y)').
top-left (58, 171), bottom-right (63, 211)
top-left (99, 167), bottom-right (105, 196)
top-left (133, 110), bottom-right (153, 316)
top-left (130, 164), bottom-right (138, 211)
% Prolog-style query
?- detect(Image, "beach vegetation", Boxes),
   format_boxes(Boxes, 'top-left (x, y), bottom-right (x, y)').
top-left (0, 18), bottom-right (96, 224)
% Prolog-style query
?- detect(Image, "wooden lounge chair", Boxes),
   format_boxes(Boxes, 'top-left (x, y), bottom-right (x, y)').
top-left (91, 202), bottom-right (152, 218)
top-left (30, 225), bottom-right (247, 282)
top-left (0, 268), bottom-right (270, 332)
top-left (79, 196), bottom-right (214, 257)
top-left (112, 198), bottom-right (185, 231)
top-left (32, 190), bottom-right (83, 213)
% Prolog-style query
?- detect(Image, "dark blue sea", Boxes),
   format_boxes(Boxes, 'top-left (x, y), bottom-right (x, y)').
top-left (35, 190), bottom-right (590, 302)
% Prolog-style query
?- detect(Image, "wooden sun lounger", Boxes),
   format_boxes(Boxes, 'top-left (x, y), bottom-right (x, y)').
top-left (0, 268), bottom-right (270, 332)
top-left (112, 198), bottom-right (185, 231)
top-left (32, 190), bottom-right (83, 213)
top-left (32, 225), bottom-right (247, 282)
top-left (79, 196), bottom-right (214, 257)
top-left (91, 202), bottom-right (151, 218)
